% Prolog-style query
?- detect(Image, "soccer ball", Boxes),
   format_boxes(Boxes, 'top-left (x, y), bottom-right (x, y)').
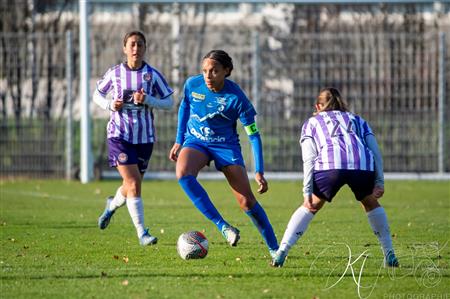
top-left (177, 231), bottom-right (209, 260)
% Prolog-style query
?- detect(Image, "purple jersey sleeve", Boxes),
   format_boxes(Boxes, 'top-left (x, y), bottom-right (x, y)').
top-left (96, 66), bottom-right (114, 96)
top-left (151, 68), bottom-right (174, 99)
top-left (300, 118), bottom-right (314, 143)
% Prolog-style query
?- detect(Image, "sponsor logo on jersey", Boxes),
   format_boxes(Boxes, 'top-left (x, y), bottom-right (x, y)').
top-left (143, 73), bottom-right (152, 81)
top-left (191, 92), bottom-right (205, 101)
top-left (118, 152), bottom-right (128, 163)
top-left (216, 97), bottom-right (227, 105)
top-left (199, 126), bottom-right (214, 137)
top-left (191, 111), bottom-right (231, 122)
top-left (190, 128), bottom-right (225, 142)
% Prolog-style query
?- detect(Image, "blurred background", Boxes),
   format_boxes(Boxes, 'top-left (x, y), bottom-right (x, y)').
top-left (1, 0), bottom-right (449, 180)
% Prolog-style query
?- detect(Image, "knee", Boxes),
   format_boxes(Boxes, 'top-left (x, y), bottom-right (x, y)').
top-left (123, 178), bottom-right (140, 196)
top-left (237, 194), bottom-right (256, 211)
top-left (362, 197), bottom-right (381, 212)
top-left (176, 166), bottom-right (195, 180)
top-left (303, 204), bottom-right (321, 214)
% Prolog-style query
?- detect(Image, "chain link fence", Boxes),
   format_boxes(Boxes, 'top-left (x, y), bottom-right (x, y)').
top-left (1, 3), bottom-right (449, 179)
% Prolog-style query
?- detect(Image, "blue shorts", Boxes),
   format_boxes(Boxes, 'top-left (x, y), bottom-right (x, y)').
top-left (182, 138), bottom-right (245, 171)
top-left (313, 169), bottom-right (375, 202)
top-left (107, 137), bottom-right (153, 173)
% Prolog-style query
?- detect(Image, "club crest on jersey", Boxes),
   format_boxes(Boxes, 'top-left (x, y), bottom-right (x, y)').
top-left (216, 97), bottom-right (227, 105)
top-left (191, 92), bottom-right (205, 101)
top-left (143, 73), bottom-right (152, 81)
top-left (118, 152), bottom-right (128, 163)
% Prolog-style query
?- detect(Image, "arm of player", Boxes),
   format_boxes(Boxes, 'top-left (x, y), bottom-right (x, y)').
top-left (365, 134), bottom-right (384, 198)
top-left (245, 122), bottom-right (264, 174)
top-left (365, 134), bottom-right (384, 188)
top-left (175, 97), bottom-right (190, 144)
top-left (301, 137), bottom-right (317, 198)
top-left (245, 122), bottom-right (268, 194)
top-left (93, 89), bottom-right (115, 111)
top-left (169, 97), bottom-right (190, 162)
top-left (144, 93), bottom-right (174, 110)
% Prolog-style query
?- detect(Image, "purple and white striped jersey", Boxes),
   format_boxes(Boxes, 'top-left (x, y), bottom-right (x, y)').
top-left (96, 62), bottom-right (173, 144)
top-left (301, 110), bottom-right (375, 171)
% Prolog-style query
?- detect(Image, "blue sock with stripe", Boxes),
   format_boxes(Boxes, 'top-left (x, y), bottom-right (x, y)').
top-left (178, 175), bottom-right (228, 231)
top-left (245, 202), bottom-right (279, 251)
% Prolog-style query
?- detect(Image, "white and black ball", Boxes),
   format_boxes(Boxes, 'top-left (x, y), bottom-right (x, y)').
top-left (177, 231), bottom-right (209, 260)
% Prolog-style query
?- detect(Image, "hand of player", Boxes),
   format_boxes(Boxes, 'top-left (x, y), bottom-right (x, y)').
top-left (133, 88), bottom-right (146, 105)
top-left (372, 185), bottom-right (384, 199)
top-left (255, 172), bottom-right (268, 194)
top-left (111, 100), bottom-right (123, 111)
top-left (303, 194), bottom-right (314, 210)
top-left (169, 143), bottom-right (181, 162)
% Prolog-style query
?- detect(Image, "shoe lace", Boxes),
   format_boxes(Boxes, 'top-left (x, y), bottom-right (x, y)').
top-left (141, 228), bottom-right (149, 238)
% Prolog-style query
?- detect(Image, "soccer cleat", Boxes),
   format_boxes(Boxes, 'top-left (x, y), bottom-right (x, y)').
top-left (269, 249), bottom-right (278, 259)
top-left (384, 250), bottom-right (399, 267)
top-left (98, 196), bottom-right (115, 230)
top-left (271, 250), bottom-right (288, 267)
top-left (139, 228), bottom-right (158, 246)
top-left (221, 225), bottom-right (240, 246)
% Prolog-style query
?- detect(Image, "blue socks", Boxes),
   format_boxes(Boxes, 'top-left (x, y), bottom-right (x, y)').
top-left (245, 202), bottom-right (279, 251)
top-left (179, 175), bottom-right (279, 251)
top-left (178, 175), bottom-right (228, 231)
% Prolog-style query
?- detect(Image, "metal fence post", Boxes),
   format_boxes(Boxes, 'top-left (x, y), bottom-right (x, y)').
top-left (79, 0), bottom-right (93, 183)
top-left (251, 30), bottom-right (261, 174)
top-left (171, 2), bottom-right (181, 97)
top-left (438, 31), bottom-right (446, 173)
top-left (66, 31), bottom-right (73, 180)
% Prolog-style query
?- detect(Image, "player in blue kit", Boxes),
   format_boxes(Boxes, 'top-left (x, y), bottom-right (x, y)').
top-left (169, 50), bottom-right (279, 257)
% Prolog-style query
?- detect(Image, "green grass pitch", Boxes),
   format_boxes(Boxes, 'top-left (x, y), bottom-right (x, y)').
top-left (1, 179), bottom-right (449, 298)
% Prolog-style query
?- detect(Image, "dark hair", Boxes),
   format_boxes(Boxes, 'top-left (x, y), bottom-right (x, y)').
top-left (202, 50), bottom-right (233, 77)
top-left (315, 87), bottom-right (348, 114)
top-left (123, 31), bottom-right (146, 47)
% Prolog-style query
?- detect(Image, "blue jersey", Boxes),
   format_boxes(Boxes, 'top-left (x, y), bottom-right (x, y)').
top-left (176, 74), bottom-right (256, 145)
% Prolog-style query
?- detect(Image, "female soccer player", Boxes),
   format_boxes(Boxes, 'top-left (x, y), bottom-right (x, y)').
top-left (271, 87), bottom-right (399, 267)
top-left (95, 31), bottom-right (174, 246)
top-left (169, 50), bottom-right (279, 257)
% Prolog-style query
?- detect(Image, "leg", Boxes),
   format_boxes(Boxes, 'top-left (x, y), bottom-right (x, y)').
top-left (348, 170), bottom-right (398, 267)
top-left (361, 195), bottom-right (398, 267)
top-left (117, 164), bottom-right (156, 245)
top-left (110, 186), bottom-right (127, 211)
top-left (222, 165), bottom-right (278, 251)
top-left (109, 171), bottom-right (146, 213)
top-left (117, 164), bottom-right (142, 198)
top-left (97, 184), bottom-right (126, 230)
top-left (176, 147), bottom-right (230, 233)
top-left (279, 194), bottom-right (325, 251)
